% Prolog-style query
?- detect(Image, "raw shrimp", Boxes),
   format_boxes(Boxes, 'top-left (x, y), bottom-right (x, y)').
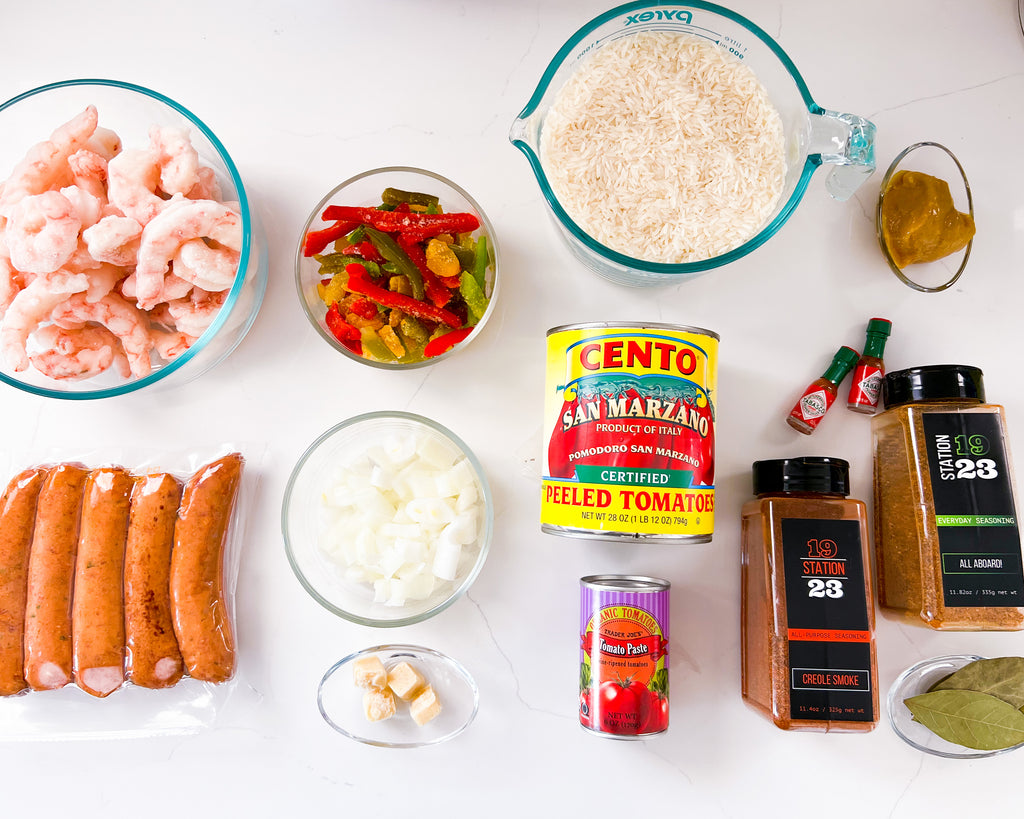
top-left (148, 126), bottom-right (199, 195)
top-left (28, 324), bottom-right (129, 380)
top-left (6, 192), bottom-right (82, 275)
top-left (50, 292), bottom-right (154, 378)
top-left (60, 185), bottom-right (104, 229)
top-left (106, 148), bottom-right (166, 226)
top-left (81, 215), bottom-right (142, 267)
top-left (185, 167), bottom-right (222, 201)
top-left (162, 288), bottom-right (226, 338)
top-left (83, 262), bottom-right (128, 303)
top-left (0, 106), bottom-right (98, 217)
top-left (151, 327), bottom-right (196, 362)
top-left (121, 270), bottom-right (192, 303)
top-left (67, 150), bottom-right (108, 201)
top-left (133, 198), bottom-right (241, 309)
top-left (173, 238), bottom-right (239, 292)
top-left (0, 269), bottom-right (89, 371)
top-left (0, 255), bottom-right (24, 319)
top-left (84, 126), bottom-right (121, 161)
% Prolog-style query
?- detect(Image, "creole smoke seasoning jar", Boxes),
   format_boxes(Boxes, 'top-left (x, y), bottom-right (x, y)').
top-left (872, 365), bottom-right (1024, 630)
top-left (741, 457), bottom-right (878, 731)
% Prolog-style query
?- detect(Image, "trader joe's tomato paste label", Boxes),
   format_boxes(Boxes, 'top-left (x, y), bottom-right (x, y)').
top-left (542, 324), bottom-right (718, 542)
top-left (580, 576), bottom-right (670, 737)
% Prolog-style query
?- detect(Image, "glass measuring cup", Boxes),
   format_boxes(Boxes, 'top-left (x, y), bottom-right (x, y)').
top-left (509, 1), bottom-right (877, 286)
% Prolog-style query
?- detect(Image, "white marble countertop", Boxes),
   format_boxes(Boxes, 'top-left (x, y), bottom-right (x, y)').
top-left (1, 0), bottom-right (1023, 815)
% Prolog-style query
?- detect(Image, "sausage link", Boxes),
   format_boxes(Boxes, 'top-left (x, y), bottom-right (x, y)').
top-left (72, 466), bottom-right (133, 697)
top-left (124, 472), bottom-right (184, 688)
top-left (0, 467), bottom-right (49, 696)
top-left (24, 463), bottom-right (89, 691)
top-left (170, 453), bottom-right (243, 683)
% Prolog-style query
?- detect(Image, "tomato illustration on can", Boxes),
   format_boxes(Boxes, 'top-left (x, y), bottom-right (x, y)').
top-left (580, 575), bottom-right (670, 738)
top-left (543, 323), bottom-right (719, 543)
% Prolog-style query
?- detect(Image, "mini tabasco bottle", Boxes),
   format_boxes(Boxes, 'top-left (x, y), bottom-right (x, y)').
top-left (787, 346), bottom-right (859, 435)
top-left (847, 318), bottom-right (892, 414)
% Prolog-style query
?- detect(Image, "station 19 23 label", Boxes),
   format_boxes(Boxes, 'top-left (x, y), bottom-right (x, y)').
top-left (923, 413), bottom-right (1024, 607)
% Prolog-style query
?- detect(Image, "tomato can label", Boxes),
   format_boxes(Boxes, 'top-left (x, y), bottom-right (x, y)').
top-left (543, 322), bottom-right (718, 543)
top-left (579, 575), bottom-right (670, 738)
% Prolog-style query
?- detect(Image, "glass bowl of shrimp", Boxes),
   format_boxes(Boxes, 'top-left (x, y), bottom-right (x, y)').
top-left (0, 79), bottom-right (268, 399)
top-left (295, 167), bottom-right (499, 369)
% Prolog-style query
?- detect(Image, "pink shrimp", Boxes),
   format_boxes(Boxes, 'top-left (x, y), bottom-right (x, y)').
top-left (84, 126), bottom-right (121, 161)
top-left (0, 269), bottom-right (89, 371)
top-left (81, 215), bottom-right (143, 267)
top-left (0, 255), bottom-right (25, 319)
top-left (185, 167), bottom-right (222, 201)
top-left (28, 324), bottom-right (130, 381)
top-left (6, 191), bottom-right (82, 275)
top-left (0, 106), bottom-right (99, 217)
top-left (172, 238), bottom-right (239, 292)
top-left (162, 288), bottom-right (226, 338)
top-left (67, 150), bottom-right (108, 201)
top-left (133, 198), bottom-right (242, 310)
top-left (49, 292), bottom-right (154, 378)
top-left (60, 185), bottom-right (104, 229)
top-left (151, 327), bottom-right (196, 362)
top-left (148, 126), bottom-right (200, 196)
top-left (121, 270), bottom-right (192, 304)
top-left (83, 262), bottom-right (128, 303)
top-left (106, 148), bottom-right (167, 226)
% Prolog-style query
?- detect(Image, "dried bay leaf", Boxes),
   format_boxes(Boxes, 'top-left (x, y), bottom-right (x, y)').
top-left (929, 657), bottom-right (1024, 709)
top-left (905, 689), bottom-right (1024, 750)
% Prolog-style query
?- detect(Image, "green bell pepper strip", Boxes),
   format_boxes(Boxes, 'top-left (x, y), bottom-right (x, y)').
top-left (363, 227), bottom-right (425, 300)
top-left (459, 271), bottom-right (489, 324)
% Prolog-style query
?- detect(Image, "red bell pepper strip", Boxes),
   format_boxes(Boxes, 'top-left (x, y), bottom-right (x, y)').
top-left (303, 220), bottom-right (358, 257)
top-left (324, 303), bottom-right (362, 355)
top-left (321, 206), bottom-right (480, 240)
top-left (349, 298), bottom-right (378, 320)
top-left (341, 240), bottom-right (385, 264)
top-left (423, 327), bottom-right (473, 358)
top-left (397, 235), bottom-right (451, 308)
top-left (345, 264), bottom-right (462, 328)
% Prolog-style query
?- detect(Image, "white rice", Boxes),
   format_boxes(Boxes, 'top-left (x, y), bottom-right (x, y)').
top-left (539, 31), bottom-right (786, 264)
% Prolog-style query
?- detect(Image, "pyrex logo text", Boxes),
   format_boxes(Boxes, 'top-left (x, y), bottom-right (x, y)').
top-left (624, 10), bottom-right (693, 25)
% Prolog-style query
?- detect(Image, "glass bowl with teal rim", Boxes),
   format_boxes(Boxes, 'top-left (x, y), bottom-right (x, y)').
top-left (282, 411), bottom-right (493, 627)
top-left (0, 79), bottom-right (268, 399)
top-left (509, 1), bottom-right (877, 286)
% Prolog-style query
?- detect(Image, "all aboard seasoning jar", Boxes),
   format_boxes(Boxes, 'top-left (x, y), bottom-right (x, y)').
top-left (579, 575), bottom-right (669, 738)
top-left (741, 458), bottom-right (878, 732)
top-left (542, 323), bottom-right (718, 543)
top-left (872, 365), bottom-right (1024, 630)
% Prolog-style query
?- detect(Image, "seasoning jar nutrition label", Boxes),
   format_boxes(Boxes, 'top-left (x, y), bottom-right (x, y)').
top-left (872, 365), bottom-right (1024, 630)
top-left (741, 457), bottom-right (878, 732)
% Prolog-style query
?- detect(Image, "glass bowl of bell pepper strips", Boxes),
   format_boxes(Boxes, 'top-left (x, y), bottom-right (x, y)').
top-left (295, 167), bottom-right (498, 368)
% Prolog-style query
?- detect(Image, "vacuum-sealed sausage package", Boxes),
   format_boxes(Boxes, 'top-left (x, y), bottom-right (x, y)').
top-left (0, 444), bottom-right (257, 740)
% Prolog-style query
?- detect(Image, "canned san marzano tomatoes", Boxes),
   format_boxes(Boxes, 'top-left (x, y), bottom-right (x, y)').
top-left (580, 575), bottom-right (670, 738)
top-left (543, 323), bottom-right (718, 543)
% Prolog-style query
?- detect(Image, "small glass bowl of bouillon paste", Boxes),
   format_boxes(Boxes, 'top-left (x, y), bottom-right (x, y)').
top-left (888, 655), bottom-right (1024, 759)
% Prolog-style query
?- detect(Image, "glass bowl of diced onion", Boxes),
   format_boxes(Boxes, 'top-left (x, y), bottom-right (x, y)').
top-left (294, 166), bottom-right (499, 369)
top-left (282, 411), bottom-right (493, 626)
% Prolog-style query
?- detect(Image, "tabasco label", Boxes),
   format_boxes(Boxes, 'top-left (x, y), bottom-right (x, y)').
top-left (848, 363), bottom-right (883, 411)
top-left (542, 323), bottom-right (718, 543)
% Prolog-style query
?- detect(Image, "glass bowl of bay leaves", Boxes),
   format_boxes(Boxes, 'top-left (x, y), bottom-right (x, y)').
top-left (888, 655), bottom-right (1024, 759)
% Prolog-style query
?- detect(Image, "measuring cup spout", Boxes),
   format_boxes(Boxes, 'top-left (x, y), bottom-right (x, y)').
top-left (808, 110), bottom-right (877, 201)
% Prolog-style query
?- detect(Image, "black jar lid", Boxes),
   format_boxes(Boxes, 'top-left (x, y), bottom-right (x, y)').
top-left (883, 365), bottom-right (985, 408)
top-left (752, 457), bottom-right (850, 496)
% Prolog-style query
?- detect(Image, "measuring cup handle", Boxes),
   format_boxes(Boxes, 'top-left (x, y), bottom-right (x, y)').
top-left (808, 110), bottom-right (877, 201)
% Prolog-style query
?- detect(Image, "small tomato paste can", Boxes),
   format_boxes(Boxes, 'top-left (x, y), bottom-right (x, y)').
top-left (579, 575), bottom-right (670, 738)
top-left (543, 322), bottom-right (719, 543)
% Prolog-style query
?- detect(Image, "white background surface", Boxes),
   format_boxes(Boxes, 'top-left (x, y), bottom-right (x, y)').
top-left (1, 0), bottom-right (1023, 815)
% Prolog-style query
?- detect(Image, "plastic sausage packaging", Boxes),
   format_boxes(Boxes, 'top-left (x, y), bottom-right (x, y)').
top-left (0, 453), bottom-right (244, 702)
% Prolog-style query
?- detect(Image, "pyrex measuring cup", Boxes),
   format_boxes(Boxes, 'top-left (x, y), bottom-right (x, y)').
top-left (509, 1), bottom-right (877, 286)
